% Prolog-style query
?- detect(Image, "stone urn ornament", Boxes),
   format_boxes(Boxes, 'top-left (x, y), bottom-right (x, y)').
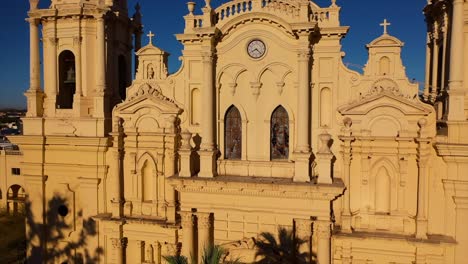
top-left (29, 0), bottom-right (39, 10)
top-left (187, 1), bottom-right (196, 14)
top-left (205, 0), bottom-right (211, 8)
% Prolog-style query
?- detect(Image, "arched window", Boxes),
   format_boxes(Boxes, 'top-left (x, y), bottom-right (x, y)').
top-left (118, 55), bottom-right (127, 101)
top-left (271, 106), bottom-right (289, 160)
top-left (224, 106), bottom-right (242, 159)
top-left (57, 50), bottom-right (76, 109)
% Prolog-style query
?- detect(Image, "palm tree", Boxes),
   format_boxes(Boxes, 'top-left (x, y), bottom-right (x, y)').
top-left (163, 255), bottom-right (190, 264)
top-left (164, 244), bottom-right (241, 264)
top-left (254, 227), bottom-right (311, 264)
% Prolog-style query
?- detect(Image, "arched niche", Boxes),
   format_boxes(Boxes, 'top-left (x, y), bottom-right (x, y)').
top-left (224, 105), bottom-right (242, 160)
top-left (320, 87), bottom-right (332, 127)
top-left (136, 116), bottom-right (160, 133)
top-left (57, 50), bottom-right (76, 109)
top-left (369, 116), bottom-right (400, 137)
top-left (379, 56), bottom-right (390, 76)
top-left (375, 166), bottom-right (391, 214)
top-left (191, 88), bottom-right (201, 125)
top-left (138, 154), bottom-right (157, 203)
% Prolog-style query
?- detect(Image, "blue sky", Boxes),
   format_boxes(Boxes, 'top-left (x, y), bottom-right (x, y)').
top-left (0, 0), bottom-right (427, 109)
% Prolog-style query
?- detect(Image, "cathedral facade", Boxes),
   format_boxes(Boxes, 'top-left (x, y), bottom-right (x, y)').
top-left (2, 0), bottom-right (468, 263)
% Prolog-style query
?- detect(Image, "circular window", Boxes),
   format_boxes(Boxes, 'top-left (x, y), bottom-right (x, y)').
top-left (58, 205), bottom-right (69, 217)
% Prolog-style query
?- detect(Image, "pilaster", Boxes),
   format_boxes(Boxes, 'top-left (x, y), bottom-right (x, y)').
top-left (197, 212), bottom-right (213, 261)
top-left (447, 0), bottom-right (466, 121)
top-left (111, 237), bottom-right (127, 264)
top-left (339, 119), bottom-right (354, 232)
top-left (181, 211), bottom-right (195, 259)
top-left (314, 220), bottom-right (331, 264)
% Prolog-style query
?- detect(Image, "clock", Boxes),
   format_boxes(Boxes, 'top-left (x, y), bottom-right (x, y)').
top-left (247, 39), bottom-right (266, 59)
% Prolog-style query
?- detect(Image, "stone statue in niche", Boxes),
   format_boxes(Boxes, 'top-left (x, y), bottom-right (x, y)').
top-left (147, 64), bottom-right (155, 79)
top-left (145, 244), bottom-right (154, 263)
top-left (65, 67), bottom-right (76, 83)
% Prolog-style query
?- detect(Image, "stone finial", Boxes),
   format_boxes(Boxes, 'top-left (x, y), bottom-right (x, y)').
top-left (341, 117), bottom-right (352, 136)
top-left (331, 0), bottom-right (337, 7)
top-left (29, 0), bottom-right (39, 10)
top-left (318, 132), bottom-right (332, 154)
top-left (418, 118), bottom-right (427, 138)
top-left (187, 1), bottom-right (196, 15)
top-left (181, 129), bottom-right (193, 150)
top-left (205, 0), bottom-right (211, 8)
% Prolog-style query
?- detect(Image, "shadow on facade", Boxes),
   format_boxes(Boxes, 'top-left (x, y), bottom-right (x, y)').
top-left (254, 227), bottom-right (316, 264)
top-left (26, 195), bottom-right (103, 263)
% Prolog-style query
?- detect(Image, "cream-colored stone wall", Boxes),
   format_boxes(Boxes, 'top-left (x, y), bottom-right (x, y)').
top-left (5, 0), bottom-right (468, 263)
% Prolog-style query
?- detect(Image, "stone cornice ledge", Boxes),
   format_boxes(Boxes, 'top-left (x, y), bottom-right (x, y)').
top-left (435, 143), bottom-right (468, 158)
top-left (168, 176), bottom-right (344, 200)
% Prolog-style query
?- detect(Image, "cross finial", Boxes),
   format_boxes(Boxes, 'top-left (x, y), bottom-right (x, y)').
top-left (147, 31), bottom-right (155, 45)
top-left (380, 19), bottom-right (391, 35)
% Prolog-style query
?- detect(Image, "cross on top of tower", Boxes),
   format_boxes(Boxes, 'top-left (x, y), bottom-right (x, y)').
top-left (380, 19), bottom-right (391, 35)
top-left (147, 31), bottom-right (155, 45)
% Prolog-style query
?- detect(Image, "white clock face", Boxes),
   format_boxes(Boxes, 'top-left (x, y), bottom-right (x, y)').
top-left (247, 39), bottom-right (266, 59)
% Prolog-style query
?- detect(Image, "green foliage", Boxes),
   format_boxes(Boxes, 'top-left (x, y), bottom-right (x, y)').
top-left (164, 244), bottom-right (241, 264)
top-left (163, 255), bottom-right (190, 264)
top-left (254, 227), bottom-right (311, 264)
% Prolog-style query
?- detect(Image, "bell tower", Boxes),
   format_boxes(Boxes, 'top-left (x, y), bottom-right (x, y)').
top-left (25, 0), bottom-right (142, 137)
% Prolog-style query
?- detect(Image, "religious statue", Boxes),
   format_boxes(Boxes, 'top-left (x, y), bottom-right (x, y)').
top-left (147, 65), bottom-right (155, 79)
top-left (145, 244), bottom-right (154, 263)
top-left (65, 67), bottom-right (76, 83)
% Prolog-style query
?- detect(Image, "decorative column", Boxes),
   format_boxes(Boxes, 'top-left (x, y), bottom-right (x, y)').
top-left (110, 118), bottom-right (123, 218)
top-left (45, 36), bottom-right (58, 116)
top-left (441, 12), bottom-right (449, 92)
top-left (295, 219), bottom-right (312, 261)
top-left (197, 212), bottom-right (213, 261)
top-left (133, 3), bottom-right (143, 75)
top-left (423, 32), bottom-right (431, 101)
top-left (443, 180), bottom-right (468, 263)
top-left (135, 240), bottom-right (145, 263)
top-left (431, 22), bottom-right (439, 102)
top-left (198, 52), bottom-right (217, 178)
top-left (73, 29), bottom-right (83, 115)
top-left (339, 118), bottom-right (354, 232)
top-left (415, 119), bottom-right (431, 239)
top-left (25, 17), bottom-right (44, 117)
top-left (111, 237), bottom-right (127, 264)
top-left (294, 46), bottom-right (312, 182)
top-left (314, 220), bottom-right (331, 264)
top-left (179, 130), bottom-right (194, 177)
top-left (94, 14), bottom-right (107, 118)
top-left (181, 212), bottom-right (195, 259)
top-left (447, 0), bottom-right (466, 121)
top-left (316, 132), bottom-right (334, 184)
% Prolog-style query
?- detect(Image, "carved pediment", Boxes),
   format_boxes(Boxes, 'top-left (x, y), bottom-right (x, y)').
top-left (339, 93), bottom-right (432, 116)
top-left (360, 78), bottom-right (418, 101)
top-left (115, 82), bottom-right (182, 116)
